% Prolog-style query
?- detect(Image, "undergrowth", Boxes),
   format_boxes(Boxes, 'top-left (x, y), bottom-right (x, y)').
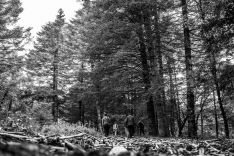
top-left (40, 120), bottom-right (101, 137)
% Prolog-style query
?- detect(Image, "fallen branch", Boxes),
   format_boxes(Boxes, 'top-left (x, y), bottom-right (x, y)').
top-left (0, 132), bottom-right (30, 140)
top-left (59, 133), bottom-right (84, 140)
top-left (3, 131), bottom-right (26, 136)
top-left (204, 141), bottom-right (221, 153)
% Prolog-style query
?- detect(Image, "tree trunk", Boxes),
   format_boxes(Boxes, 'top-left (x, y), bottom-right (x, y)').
top-left (201, 108), bottom-right (204, 139)
top-left (210, 52), bottom-right (229, 138)
top-left (81, 101), bottom-right (85, 124)
top-left (179, 115), bottom-right (189, 137)
top-left (147, 96), bottom-right (158, 135)
top-left (95, 84), bottom-right (103, 133)
top-left (143, 8), bottom-right (161, 136)
top-left (8, 99), bottom-right (12, 111)
top-left (173, 64), bottom-right (183, 136)
top-left (167, 58), bottom-right (176, 136)
top-left (52, 48), bottom-right (59, 122)
top-left (79, 101), bottom-right (84, 124)
top-left (196, 91), bottom-right (209, 138)
top-left (173, 63), bottom-right (188, 137)
top-left (197, 0), bottom-right (228, 138)
top-left (96, 101), bottom-right (103, 133)
top-left (0, 89), bottom-right (9, 111)
top-left (213, 89), bottom-right (219, 138)
top-left (154, 6), bottom-right (170, 137)
top-left (79, 63), bottom-right (85, 124)
top-left (181, 0), bottom-right (197, 138)
top-left (137, 12), bottom-right (158, 136)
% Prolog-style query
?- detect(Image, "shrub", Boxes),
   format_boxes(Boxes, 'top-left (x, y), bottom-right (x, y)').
top-left (0, 101), bottom-right (53, 134)
top-left (30, 101), bottom-right (53, 128)
top-left (40, 120), bottom-right (101, 137)
top-left (0, 112), bottom-right (40, 135)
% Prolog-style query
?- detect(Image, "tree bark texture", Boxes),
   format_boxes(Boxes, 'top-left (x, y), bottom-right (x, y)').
top-left (213, 89), bottom-right (219, 138)
top-left (137, 11), bottom-right (158, 136)
top-left (181, 0), bottom-right (197, 138)
top-left (0, 89), bottom-right (9, 111)
top-left (95, 84), bottom-right (103, 133)
top-left (52, 48), bottom-right (59, 122)
top-left (154, 6), bottom-right (170, 137)
top-left (167, 58), bottom-right (176, 136)
top-left (210, 52), bottom-right (229, 138)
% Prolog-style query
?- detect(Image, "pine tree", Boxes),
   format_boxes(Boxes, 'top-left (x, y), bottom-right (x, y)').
top-left (0, 0), bottom-right (30, 78)
top-left (200, 0), bottom-right (234, 138)
top-left (26, 9), bottom-right (78, 122)
top-left (180, 0), bottom-right (197, 138)
top-left (0, 0), bottom-right (31, 112)
top-left (67, 0), bottom-right (176, 136)
top-left (63, 0), bottom-right (233, 138)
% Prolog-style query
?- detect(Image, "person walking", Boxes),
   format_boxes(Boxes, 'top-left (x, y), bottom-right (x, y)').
top-left (102, 113), bottom-right (110, 137)
top-left (124, 115), bottom-right (129, 138)
top-left (124, 112), bottom-right (135, 138)
top-left (113, 121), bottom-right (118, 136)
top-left (138, 120), bottom-right (145, 135)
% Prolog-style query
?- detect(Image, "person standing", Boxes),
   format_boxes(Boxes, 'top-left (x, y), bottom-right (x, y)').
top-left (113, 121), bottom-right (118, 136)
top-left (102, 113), bottom-right (110, 137)
top-left (125, 112), bottom-right (135, 138)
top-left (138, 120), bottom-right (145, 135)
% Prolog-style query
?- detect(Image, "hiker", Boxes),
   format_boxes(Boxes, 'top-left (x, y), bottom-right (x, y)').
top-left (113, 121), bottom-right (118, 136)
top-left (102, 113), bottom-right (110, 137)
top-left (138, 120), bottom-right (145, 135)
top-left (124, 115), bottom-right (129, 138)
top-left (124, 112), bottom-right (135, 138)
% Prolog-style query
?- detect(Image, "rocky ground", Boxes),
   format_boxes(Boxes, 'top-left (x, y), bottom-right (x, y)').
top-left (0, 132), bottom-right (233, 156)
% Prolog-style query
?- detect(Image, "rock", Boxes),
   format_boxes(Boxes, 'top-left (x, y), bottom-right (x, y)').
top-left (109, 146), bottom-right (128, 156)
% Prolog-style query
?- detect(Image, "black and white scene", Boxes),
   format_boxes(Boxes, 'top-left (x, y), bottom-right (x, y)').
top-left (0, 0), bottom-right (234, 155)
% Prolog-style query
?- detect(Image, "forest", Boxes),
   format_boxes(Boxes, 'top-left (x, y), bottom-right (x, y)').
top-left (0, 0), bottom-right (234, 155)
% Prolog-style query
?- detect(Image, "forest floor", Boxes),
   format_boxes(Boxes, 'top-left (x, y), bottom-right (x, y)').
top-left (0, 131), bottom-right (234, 156)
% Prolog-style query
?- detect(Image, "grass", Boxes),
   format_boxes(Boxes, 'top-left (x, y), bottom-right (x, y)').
top-left (40, 120), bottom-right (101, 137)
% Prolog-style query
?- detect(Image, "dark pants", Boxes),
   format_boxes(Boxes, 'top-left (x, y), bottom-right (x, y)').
top-left (103, 124), bottom-right (110, 136)
top-left (139, 127), bottom-right (145, 135)
top-left (127, 125), bottom-right (134, 138)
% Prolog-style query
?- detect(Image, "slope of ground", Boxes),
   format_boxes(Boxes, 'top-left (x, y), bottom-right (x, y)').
top-left (0, 131), bottom-right (233, 156)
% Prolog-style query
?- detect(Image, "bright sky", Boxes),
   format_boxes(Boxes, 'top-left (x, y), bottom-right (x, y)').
top-left (19, 0), bottom-right (82, 37)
